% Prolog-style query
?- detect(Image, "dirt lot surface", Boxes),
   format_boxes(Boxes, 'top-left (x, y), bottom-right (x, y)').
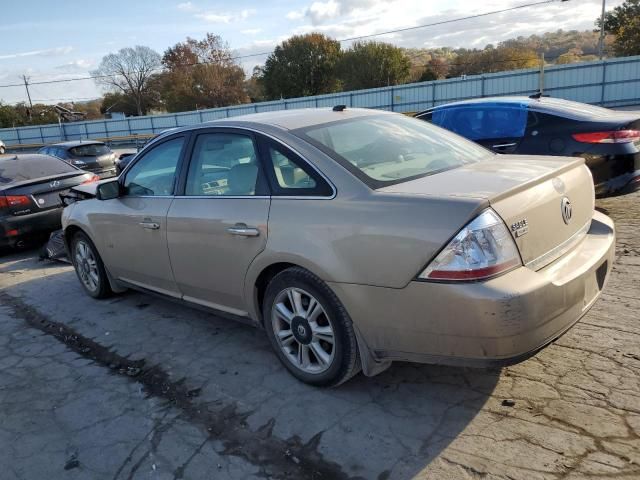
top-left (0, 191), bottom-right (639, 480)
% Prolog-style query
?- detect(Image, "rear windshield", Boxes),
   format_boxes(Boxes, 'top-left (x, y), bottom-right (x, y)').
top-left (296, 114), bottom-right (492, 188)
top-left (69, 143), bottom-right (111, 157)
top-left (0, 156), bottom-right (78, 184)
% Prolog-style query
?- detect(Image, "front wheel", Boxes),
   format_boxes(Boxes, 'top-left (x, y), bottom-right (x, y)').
top-left (263, 267), bottom-right (360, 387)
top-left (71, 232), bottom-right (112, 299)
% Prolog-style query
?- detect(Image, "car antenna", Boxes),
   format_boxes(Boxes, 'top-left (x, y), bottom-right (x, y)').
top-left (332, 105), bottom-right (347, 112)
top-left (529, 90), bottom-right (549, 100)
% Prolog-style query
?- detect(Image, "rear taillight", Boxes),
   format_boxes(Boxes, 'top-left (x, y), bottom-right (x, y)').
top-left (5, 195), bottom-right (31, 207)
top-left (419, 209), bottom-right (522, 282)
top-left (572, 130), bottom-right (640, 144)
top-left (82, 174), bottom-right (100, 184)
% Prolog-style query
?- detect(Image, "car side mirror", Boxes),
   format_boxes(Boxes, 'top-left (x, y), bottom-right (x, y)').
top-left (96, 180), bottom-right (121, 200)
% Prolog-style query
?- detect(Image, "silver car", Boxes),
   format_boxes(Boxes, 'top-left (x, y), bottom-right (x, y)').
top-left (62, 107), bottom-right (615, 386)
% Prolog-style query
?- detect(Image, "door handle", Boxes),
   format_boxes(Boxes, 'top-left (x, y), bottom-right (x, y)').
top-left (492, 142), bottom-right (517, 149)
top-left (227, 224), bottom-right (260, 237)
top-left (139, 221), bottom-right (160, 230)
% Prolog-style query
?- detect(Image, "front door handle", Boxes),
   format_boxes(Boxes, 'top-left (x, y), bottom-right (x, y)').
top-left (139, 221), bottom-right (160, 230)
top-left (227, 224), bottom-right (260, 237)
top-left (492, 142), bottom-right (517, 149)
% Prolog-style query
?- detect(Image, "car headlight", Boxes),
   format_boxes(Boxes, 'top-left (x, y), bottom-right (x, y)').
top-left (419, 209), bottom-right (522, 281)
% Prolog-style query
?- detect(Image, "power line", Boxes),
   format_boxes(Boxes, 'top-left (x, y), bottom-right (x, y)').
top-left (0, 0), bottom-right (568, 91)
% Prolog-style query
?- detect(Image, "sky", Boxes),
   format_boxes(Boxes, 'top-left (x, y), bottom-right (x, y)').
top-left (0, 0), bottom-right (623, 105)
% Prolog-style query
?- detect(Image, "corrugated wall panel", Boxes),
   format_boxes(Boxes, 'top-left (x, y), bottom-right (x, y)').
top-left (1, 55), bottom-right (639, 146)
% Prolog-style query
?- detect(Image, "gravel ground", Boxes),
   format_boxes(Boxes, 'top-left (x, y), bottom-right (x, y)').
top-left (0, 191), bottom-right (638, 480)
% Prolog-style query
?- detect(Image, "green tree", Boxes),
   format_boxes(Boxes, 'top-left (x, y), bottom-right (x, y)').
top-left (602, 0), bottom-right (640, 56)
top-left (338, 41), bottom-right (411, 90)
top-left (262, 33), bottom-right (341, 99)
top-left (159, 33), bottom-right (248, 112)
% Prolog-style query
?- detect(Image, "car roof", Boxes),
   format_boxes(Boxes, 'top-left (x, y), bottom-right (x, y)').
top-left (51, 140), bottom-right (106, 149)
top-left (423, 96), bottom-right (639, 122)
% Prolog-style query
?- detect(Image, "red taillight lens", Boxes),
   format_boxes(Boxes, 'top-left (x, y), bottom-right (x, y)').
top-left (82, 174), bottom-right (100, 184)
top-left (6, 195), bottom-right (31, 207)
top-left (572, 130), bottom-right (640, 144)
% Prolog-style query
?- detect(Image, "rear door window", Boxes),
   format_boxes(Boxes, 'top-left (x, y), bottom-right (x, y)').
top-left (432, 104), bottom-right (528, 140)
top-left (0, 156), bottom-right (78, 184)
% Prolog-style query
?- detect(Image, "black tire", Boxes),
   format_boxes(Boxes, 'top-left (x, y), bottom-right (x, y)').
top-left (70, 231), bottom-right (112, 299)
top-left (263, 267), bottom-right (360, 387)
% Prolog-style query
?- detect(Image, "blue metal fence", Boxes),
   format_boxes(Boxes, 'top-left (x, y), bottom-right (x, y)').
top-left (2, 55), bottom-right (639, 147)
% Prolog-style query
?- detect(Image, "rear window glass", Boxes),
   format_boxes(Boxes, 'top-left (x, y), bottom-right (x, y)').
top-left (296, 114), bottom-right (492, 188)
top-left (69, 144), bottom-right (111, 157)
top-left (0, 155), bottom-right (78, 184)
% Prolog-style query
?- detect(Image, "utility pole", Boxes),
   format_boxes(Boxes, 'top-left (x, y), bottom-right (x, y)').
top-left (22, 75), bottom-right (33, 109)
top-left (539, 52), bottom-right (545, 96)
top-left (598, 0), bottom-right (606, 59)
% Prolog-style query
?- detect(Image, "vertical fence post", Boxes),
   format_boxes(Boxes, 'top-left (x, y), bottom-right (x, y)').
top-left (481, 75), bottom-right (485, 97)
top-left (84, 123), bottom-right (89, 140)
top-left (15, 128), bottom-right (21, 146)
top-left (103, 121), bottom-right (108, 140)
top-left (39, 127), bottom-right (44, 145)
top-left (126, 118), bottom-right (132, 137)
top-left (315, 97), bottom-right (318, 107)
top-left (431, 82), bottom-right (436, 107)
top-left (150, 116), bottom-right (155, 134)
top-left (600, 60), bottom-right (607, 106)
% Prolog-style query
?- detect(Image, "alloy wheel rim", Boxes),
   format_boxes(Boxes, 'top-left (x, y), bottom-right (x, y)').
top-left (271, 287), bottom-right (335, 374)
top-left (75, 240), bottom-right (99, 292)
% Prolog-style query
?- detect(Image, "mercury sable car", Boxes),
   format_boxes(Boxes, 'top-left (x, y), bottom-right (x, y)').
top-left (61, 107), bottom-right (615, 386)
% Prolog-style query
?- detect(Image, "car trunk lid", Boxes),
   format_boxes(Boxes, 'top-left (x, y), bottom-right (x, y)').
top-left (378, 155), bottom-right (595, 268)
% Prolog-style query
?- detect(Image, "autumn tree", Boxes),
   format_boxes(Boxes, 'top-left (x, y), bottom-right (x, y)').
top-left (158, 33), bottom-right (248, 112)
top-left (92, 46), bottom-right (162, 116)
top-left (419, 57), bottom-right (449, 81)
top-left (262, 33), bottom-right (341, 99)
top-left (601, 0), bottom-right (640, 56)
top-left (338, 41), bottom-right (411, 90)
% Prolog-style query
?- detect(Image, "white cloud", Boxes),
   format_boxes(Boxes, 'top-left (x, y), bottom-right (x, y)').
top-left (286, 10), bottom-right (305, 20)
top-left (177, 2), bottom-right (197, 11)
top-left (196, 8), bottom-right (256, 24)
top-left (241, 28), bottom-right (262, 35)
top-left (196, 13), bottom-right (233, 23)
top-left (54, 59), bottom-right (94, 71)
top-left (0, 46), bottom-right (73, 61)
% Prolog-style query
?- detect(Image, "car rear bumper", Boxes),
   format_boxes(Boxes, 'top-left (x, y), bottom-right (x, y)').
top-left (329, 211), bottom-right (615, 367)
top-left (1, 208), bottom-right (63, 246)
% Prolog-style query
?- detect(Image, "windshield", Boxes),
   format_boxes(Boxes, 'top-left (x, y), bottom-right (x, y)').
top-left (69, 144), bottom-right (111, 157)
top-left (296, 114), bottom-right (492, 188)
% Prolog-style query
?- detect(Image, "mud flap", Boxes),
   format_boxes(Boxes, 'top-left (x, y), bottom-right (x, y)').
top-left (39, 230), bottom-right (70, 263)
top-left (354, 326), bottom-right (392, 377)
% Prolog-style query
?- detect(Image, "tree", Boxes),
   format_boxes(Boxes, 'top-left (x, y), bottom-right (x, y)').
top-left (601, 0), bottom-right (640, 56)
top-left (92, 46), bottom-right (162, 116)
top-left (100, 92), bottom-right (143, 117)
top-left (262, 33), bottom-right (341, 99)
top-left (419, 57), bottom-right (449, 81)
top-left (159, 33), bottom-right (248, 112)
top-left (245, 66), bottom-right (266, 103)
top-left (338, 41), bottom-right (411, 90)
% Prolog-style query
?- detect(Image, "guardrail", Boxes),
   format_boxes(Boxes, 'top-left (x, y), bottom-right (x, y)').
top-left (1, 54), bottom-right (639, 148)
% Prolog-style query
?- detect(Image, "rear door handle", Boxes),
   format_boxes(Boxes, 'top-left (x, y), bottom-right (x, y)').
top-left (139, 221), bottom-right (160, 230)
top-left (227, 224), bottom-right (260, 237)
top-left (492, 142), bottom-right (517, 149)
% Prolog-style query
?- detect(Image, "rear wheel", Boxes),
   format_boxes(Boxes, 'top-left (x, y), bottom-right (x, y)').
top-left (71, 232), bottom-right (111, 299)
top-left (263, 267), bottom-right (360, 386)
